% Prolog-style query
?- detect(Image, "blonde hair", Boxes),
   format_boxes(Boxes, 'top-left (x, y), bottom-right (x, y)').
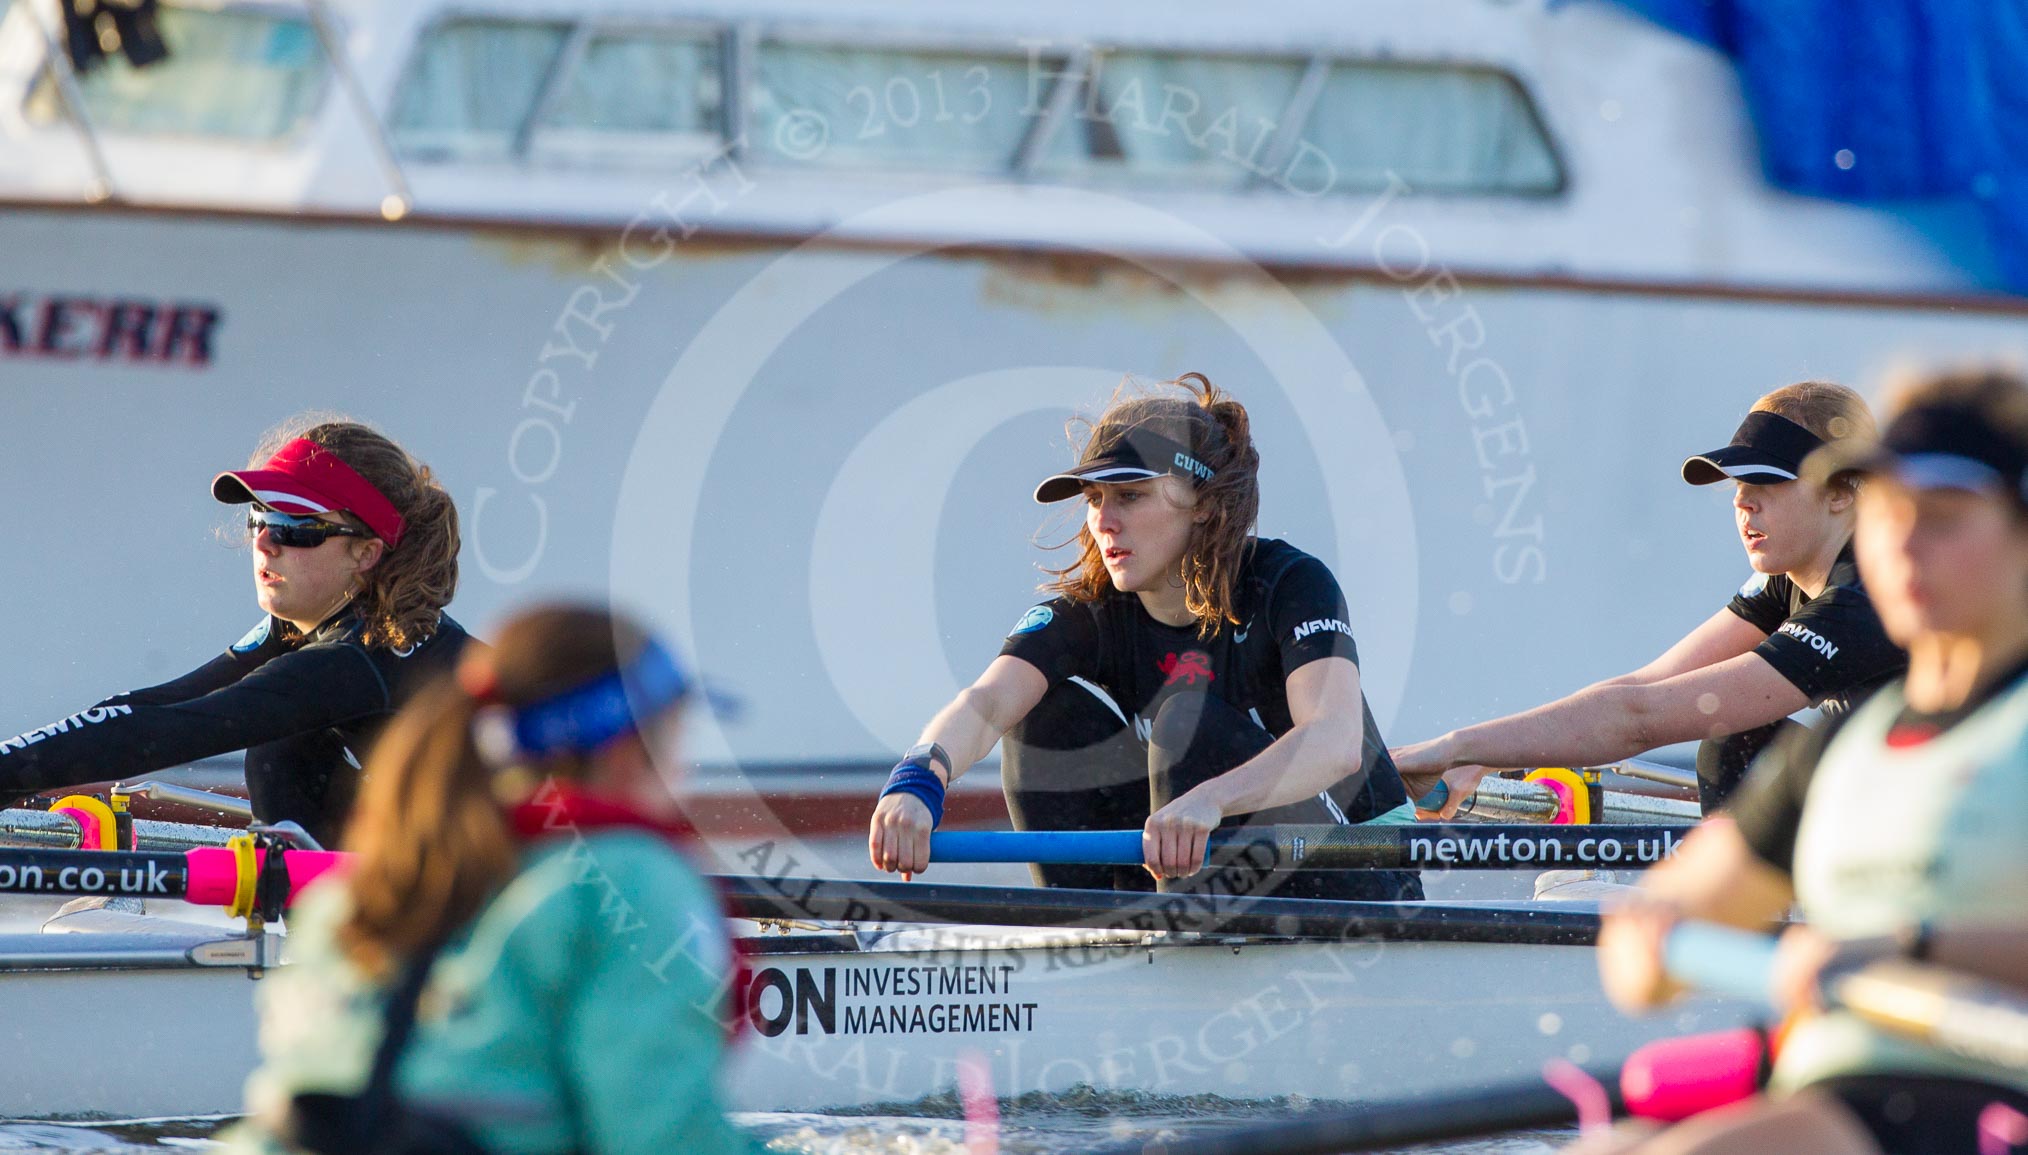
top-left (1752, 381), bottom-right (1875, 495)
top-left (1752, 380), bottom-right (1876, 444)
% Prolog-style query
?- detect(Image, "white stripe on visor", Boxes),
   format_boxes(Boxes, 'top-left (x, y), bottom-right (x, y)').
top-left (1896, 453), bottom-right (2003, 491)
top-left (1719, 463), bottom-right (1797, 481)
top-left (1078, 467), bottom-right (1162, 482)
top-left (251, 488), bottom-right (332, 513)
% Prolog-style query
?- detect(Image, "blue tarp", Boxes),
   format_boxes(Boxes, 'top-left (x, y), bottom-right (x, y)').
top-left (1613, 0), bottom-right (2028, 292)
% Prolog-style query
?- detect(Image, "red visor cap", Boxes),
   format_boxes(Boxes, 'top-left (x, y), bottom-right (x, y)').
top-left (212, 437), bottom-right (407, 547)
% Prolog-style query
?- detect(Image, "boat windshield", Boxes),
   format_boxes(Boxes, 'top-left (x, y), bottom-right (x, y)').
top-left (749, 41), bottom-right (1046, 174)
top-left (377, 13), bottom-right (1564, 198)
top-left (24, 5), bottom-right (327, 141)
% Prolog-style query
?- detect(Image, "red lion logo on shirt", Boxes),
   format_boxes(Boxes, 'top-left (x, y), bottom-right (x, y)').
top-left (1159, 650), bottom-right (1215, 687)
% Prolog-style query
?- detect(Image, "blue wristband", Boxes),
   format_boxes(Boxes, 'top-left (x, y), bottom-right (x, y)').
top-left (880, 762), bottom-right (946, 829)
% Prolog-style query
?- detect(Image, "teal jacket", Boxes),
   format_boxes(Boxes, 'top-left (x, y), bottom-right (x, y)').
top-left (225, 830), bottom-right (755, 1155)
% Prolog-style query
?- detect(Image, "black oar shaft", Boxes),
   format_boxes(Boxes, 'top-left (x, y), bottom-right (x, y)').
top-left (713, 874), bottom-right (1603, 945)
top-left (1091, 1073), bottom-right (1622, 1155)
top-left (1226, 823), bottom-right (1690, 870)
top-left (0, 848), bottom-right (188, 898)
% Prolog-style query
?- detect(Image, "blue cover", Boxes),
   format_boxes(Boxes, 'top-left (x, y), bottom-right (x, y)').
top-left (1613, 0), bottom-right (2028, 291)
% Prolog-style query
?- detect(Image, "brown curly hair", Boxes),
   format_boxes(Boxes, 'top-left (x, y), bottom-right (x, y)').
top-left (247, 415), bottom-right (459, 650)
top-left (1042, 373), bottom-right (1259, 638)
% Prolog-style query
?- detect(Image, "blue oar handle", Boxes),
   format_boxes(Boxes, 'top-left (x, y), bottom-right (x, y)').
top-left (1664, 922), bottom-right (1778, 1010)
top-left (929, 825), bottom-right (1690, 870)
top-left (931, 830), bottom-right (1150, 865)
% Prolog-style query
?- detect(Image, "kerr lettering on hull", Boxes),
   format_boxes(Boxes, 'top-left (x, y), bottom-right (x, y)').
top-left (0, 293), bottom-right (222, 366)
top-left (2, 207), bottom-right (2023, 809)
top-left (722, 935), bottom-right (1755, 1112)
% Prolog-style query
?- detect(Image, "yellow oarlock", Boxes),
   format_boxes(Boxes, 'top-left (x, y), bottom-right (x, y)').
top-left (1524, 767), bottom-right (1592, 825)
top-left (50, 794), bottom-right (118, 851)
top-left (224, 832), bottom-right (259, 919)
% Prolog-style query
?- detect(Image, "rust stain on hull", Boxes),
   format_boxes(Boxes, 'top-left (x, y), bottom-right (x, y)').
top-left (464, 224), bottom-right (769, 276)
top-left (975, 249), bottom-right (1313, 320)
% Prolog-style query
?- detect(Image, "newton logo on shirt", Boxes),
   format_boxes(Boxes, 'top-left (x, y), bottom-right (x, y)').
top-left (1779, 620), bottom-right (1839, 660)
top-left (1009, 605), bottom-right (1054, 636)
top-left (1291, 618), bottom-right (1353, 642)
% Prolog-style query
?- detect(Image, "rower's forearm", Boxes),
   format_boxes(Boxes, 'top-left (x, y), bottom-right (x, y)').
top-left (1931, 926), bottom-right (2028, 990)
top-left (917, 688), bottom-right (1010, 784)
top-left (1196, 722), bottom-right (1361, 816)
top-left (1446, 683), bottom-right (1663, 769)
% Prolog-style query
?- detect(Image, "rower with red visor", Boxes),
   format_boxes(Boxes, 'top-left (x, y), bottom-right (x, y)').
top-left (0, 418), bottom-right (472, 846)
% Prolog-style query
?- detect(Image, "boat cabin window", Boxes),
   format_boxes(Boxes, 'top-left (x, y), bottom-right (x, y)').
top-left (390, 18), bottom-right (571, 161)
top-left (1032, 52), bottom-right (1309, 189)
top-left (1035, 51), bottom-right (1561, 196)
top-left (24, 5), bottom-right (325, 140)
top-left (531, 28), bottom-right (724, 165)
top-left (749, 42), bottom-right (1049, 172)
top-left (1294, 62), bottom-right (1561, 194)
top-left (374, 22), bottom-right (1562, 197)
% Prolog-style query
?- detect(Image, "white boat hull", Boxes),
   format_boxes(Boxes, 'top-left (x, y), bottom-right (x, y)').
top-left (723, 923), bottom-right (1748, 1111)
top-left (0, 900), bottom-right (1744, 1120)
top-left (0, 926), bottom-right (261, 1119)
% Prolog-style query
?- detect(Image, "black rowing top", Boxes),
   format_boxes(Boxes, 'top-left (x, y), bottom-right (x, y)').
top-left (999, 537), bottom-right (1410, 822)
top-left (0, 607), bottom-right (472, 846)
top-left (1725, 540), bottom-right (1906, 729)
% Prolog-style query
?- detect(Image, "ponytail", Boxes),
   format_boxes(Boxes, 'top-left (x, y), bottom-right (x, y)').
top-left (335, 605), bottom-right (650, 977)
top-left (1174, 373), bottom-right (1260, 633)
top-left (337, 677), bottom-right (518, 978)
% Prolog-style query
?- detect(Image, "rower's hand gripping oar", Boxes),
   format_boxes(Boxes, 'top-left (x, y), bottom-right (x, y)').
top-left (1089, 923), bottom-right (2028, 1155)
top-left (1415, 767), bottom-right (1592, 823)
top-left (1665, 921), bottom-right (2028, 1073)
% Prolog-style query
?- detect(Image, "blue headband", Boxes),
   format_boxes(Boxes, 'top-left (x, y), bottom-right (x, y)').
top-left (482, 639), bottom-right (694, 762)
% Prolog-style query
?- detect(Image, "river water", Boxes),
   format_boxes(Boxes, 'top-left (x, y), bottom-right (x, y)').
top-left (0, 1108), bottom-right (1576, 1153)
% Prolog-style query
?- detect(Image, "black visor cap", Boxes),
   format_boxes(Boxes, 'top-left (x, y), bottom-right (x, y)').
top-left (1804, 398), bottom-right (2028, 498)
top-left (1034, 428), bottom-right (1217, 504)
top-left (1682, 410), bottom-right (1826, 486)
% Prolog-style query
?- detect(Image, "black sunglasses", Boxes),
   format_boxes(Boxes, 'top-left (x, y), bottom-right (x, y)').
top-left (247, 509), bottom-right (372, 549)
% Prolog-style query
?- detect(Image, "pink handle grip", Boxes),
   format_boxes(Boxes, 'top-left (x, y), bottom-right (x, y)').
top-left (185, 848), bottom-right (351, 906)
top-left (1620, 1026), bottom-right (1766, 1121)
top-left (1534, 776), bottom-right (1576, 825)
top-left (52, 807), bottom-right (107, 851)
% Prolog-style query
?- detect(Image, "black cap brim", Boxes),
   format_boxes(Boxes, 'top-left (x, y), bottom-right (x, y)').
top-left (1681, 445), bottom-right (1802, 486)
top-left (1033, 465), bottom-right (1164, 504)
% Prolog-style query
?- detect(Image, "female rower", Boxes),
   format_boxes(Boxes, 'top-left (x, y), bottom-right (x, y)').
top-left (867, 373), bottom-right (1421, 901)
top-left (1396, 381), bottom-right (1906, 814)
top-left (226, 604), bottom-right (753, 1155)
top-left (1576, 367), bottom-right (2028, 1154)
top-left (0, 419), bottom-right (470, 845)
